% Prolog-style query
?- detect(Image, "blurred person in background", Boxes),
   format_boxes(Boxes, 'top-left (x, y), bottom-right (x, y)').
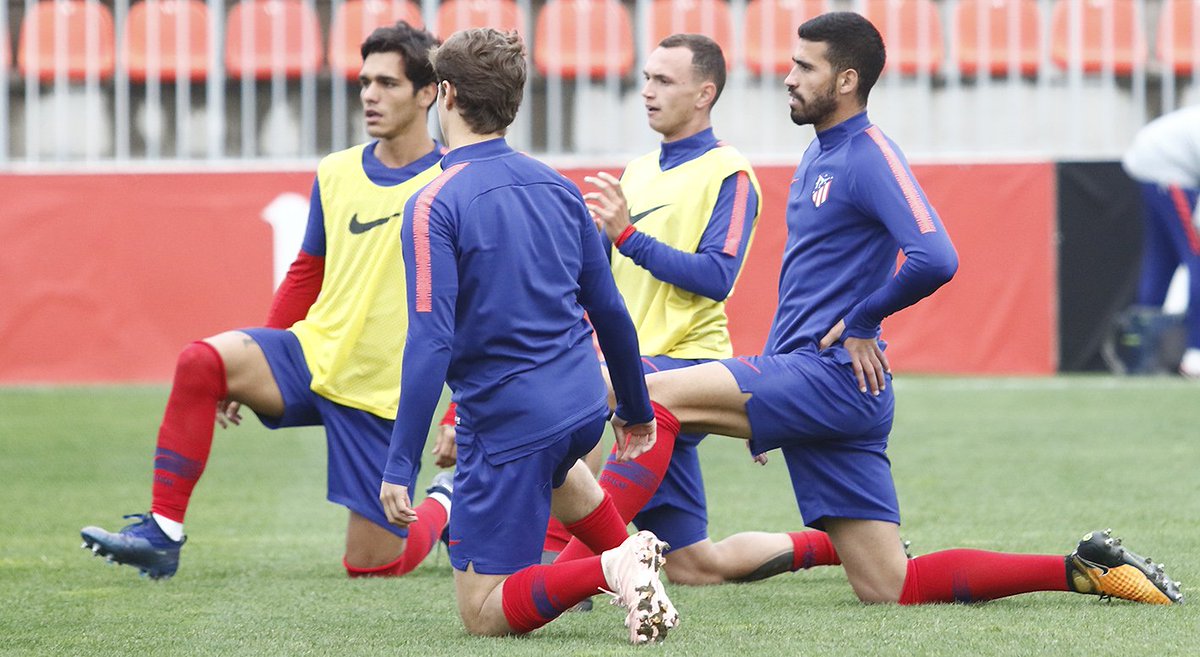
top-left (1117, 105), bottom-right (1200, 378)
top-left (80, 22), bottom-right (454, 580)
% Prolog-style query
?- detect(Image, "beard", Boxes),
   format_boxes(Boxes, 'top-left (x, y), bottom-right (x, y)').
top-left (789, 82), bottom-right (838, 127)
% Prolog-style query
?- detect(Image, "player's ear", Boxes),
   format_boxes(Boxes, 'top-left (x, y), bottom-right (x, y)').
top-left (417, 82), bottom-right (438, 112)
top-left (838, 68), bottom-right (860, 99)
top-left (440, 80), bottom-right (457, 110)
top-left (697, 80), bottom-right (717, 111)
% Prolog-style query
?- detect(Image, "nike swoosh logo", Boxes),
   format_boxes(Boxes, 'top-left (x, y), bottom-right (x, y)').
top-left (630, 204), bottom-right (670, 224)
top-left (348, 212), bottom-right (398, 234)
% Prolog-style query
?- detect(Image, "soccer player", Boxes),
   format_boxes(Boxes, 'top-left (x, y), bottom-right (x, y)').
top-left (612, 12), bottom-right (1183, 606)
top-left (80, 22), bottom-right (454, 580)
top-left (377, 29), bottom-right (679, 643)
top-left (550, 33), bottom-right (843, 585)
top-left (1118, 105), bottom-right (1200, 378)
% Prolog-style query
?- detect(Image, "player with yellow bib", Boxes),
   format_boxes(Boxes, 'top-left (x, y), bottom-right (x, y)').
top-left (81, 22), bottom-right (453, 580)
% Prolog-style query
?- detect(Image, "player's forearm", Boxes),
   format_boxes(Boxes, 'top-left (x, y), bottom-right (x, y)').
top-left (383, 337), bottom-right (451, 486)
top-left (590, 307), bottom-right (653, 424)
top-left (264, 251), bottom-right (324, 328)
top-left (619, 232), bottom-right (739, 300)
top-left (844, 242), bottom-right (958, 337)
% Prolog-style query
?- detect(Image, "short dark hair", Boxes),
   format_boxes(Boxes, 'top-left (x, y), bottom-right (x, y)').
top-left (431, 29), bottom-right (526, 135)
top-left (797, 12), bottom-right (886, 103)
top-left (658, 33), bottom-right (727, 106)
top-left (360, 21), bottom-right (440, 92)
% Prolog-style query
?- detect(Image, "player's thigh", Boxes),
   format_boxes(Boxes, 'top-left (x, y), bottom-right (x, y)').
top-left (644, 361), bottom-right (751, 437)
top-left (450, 415), bottom-right (604, 575)
top-left (203, 330), bottom-right (284, 415)
top-left (321, 402), bottom-right (410, 541)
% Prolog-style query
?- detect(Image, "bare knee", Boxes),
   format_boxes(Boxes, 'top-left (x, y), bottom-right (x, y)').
top-left (661, 543), bottom-right (726, 586)
top-left (663, 562), bottom-right (724, 586)
top-left (344, 513), bottom-right (406, 571)
top-left (459, 613), bottom-right (509, 637)
top-left (824, 519), bottom-right (908, 604)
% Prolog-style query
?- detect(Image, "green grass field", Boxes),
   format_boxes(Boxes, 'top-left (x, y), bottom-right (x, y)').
top-left (1, 377), bottom-right (1197, 656)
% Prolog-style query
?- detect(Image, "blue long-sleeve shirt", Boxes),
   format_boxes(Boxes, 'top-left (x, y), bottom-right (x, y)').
top-left (766, 112), bottom-right (958, 358)
top-left (383, 138), bottom-right (653, 487)
top-left (601, 128), bottom-right (759, 301)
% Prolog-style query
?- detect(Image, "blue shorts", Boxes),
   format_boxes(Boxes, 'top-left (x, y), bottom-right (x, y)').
top-left (628, 355), bottom-right (709, 552)
top-left (242, 328), bottom-right (410, 538)
top-left (448, 411), bottom-right (608, 575)
top-left (722, 350), bottom-right (899, 530)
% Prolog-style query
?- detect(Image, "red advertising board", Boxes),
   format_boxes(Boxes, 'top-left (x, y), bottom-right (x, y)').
top-left (0, 162), bottom-right (1055, 384)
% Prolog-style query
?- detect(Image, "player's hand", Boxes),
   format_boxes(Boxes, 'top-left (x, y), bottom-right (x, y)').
top-left (611, 414), bottom-right (656, 462)
top-left (821, 319), bottom-right (890, 395)
top-left (844, 335), bottom-right (890, 395)
top-left (432, 424), bottom-right (457, 468)
top-left (216, 400), bottom-right (242, 429)
top-left (379, 482), bottom-right (417, 528)
top-left (748, 440), bottom-right (768, 466)
top-left (583, 172), bottom-right (632, 243)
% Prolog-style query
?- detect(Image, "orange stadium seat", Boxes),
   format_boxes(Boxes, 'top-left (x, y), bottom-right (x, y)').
top-left (743, 0), bottom-right (829, 76)
top-left (1050, 0), bottom-right (1146, 74)
top-left (863, 0), bottom-right (944, 76)
top-left (436, 0), bottom-right (523, 37)
top-left (122, 0), bottom-right (210, 82)
top-left (955, 0), bottom-right (1041, 77)
top-left (645, 0), bottom-right (734, 62)
top-left (329, 0), bottom-right (424, 80)
top-left (534, 0), bottom-right (634, 79)
top-left (1157, 0), bottom-right (1200, 75)
top-left (18, 0), bottom-right (116, 81)
top-left (225, 0), bottom-right (323, 79)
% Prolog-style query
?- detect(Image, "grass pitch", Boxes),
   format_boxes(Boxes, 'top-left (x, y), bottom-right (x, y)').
top-left (1, 377), bottom-right (1197, 656)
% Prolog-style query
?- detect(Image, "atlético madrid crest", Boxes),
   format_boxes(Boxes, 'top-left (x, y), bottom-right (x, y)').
top-left (811, 172), bottom-right (833, 208)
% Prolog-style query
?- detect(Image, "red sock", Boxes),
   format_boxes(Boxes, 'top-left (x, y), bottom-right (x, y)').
top-left (562, 492), bottom-right (628, 555)
top-left (501, 557), bottom-right (607, 633)
top-left (343, 498), bottom-right (449, 578)
top-left (543, 517), bottom-right (572, 554)
top-left (898, 549), bottom-right (1070, 604)
top-left (789, 530), bottom-right (841, 569)
top-left (150, 341), bottom-right (227, 523)
top-left (555, 402), bottom-right (679, 562)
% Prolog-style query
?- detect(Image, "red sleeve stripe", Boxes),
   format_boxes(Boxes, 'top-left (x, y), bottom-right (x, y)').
top-left (1169, 185), bottom-right (1200, 254)
top-left (413, 162), bottom-right (470, 313)
top-left (865, 126), bottom-right (937, 235)
top-left (722, 171), bottom-right (751, 256)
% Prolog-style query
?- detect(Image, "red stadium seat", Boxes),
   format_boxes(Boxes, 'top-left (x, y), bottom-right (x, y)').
top-left (122, 0), bottom-right (210, 82)
top-left (18, 0), bottom-right (116, 81)
top-left (225, 0), bottom-right (323, 79)
top-left (329, 0), bottom-right (424, 80)
top-left (863, 0), bottom-right (944, 76)
top-left (1050, 0), bottom-right (1146, 74)
top-left (533, 0), bottom-right (634, 79)
top-left (1157, 0), bottom-right (1200, 75)
top-left (436, 0), bottom-right (523, 37)
top-left (645, 0), bottom-right (734, 63)
top-left (743, 0), bottom-right (829, 76)
top-left (955, 0), bottom-right (1041, 77)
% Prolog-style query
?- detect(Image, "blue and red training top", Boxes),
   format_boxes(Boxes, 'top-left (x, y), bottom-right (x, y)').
top-left (766, 112), bottom-right (958, 358)
top-left (383, 137), bottom-right (653, 488)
